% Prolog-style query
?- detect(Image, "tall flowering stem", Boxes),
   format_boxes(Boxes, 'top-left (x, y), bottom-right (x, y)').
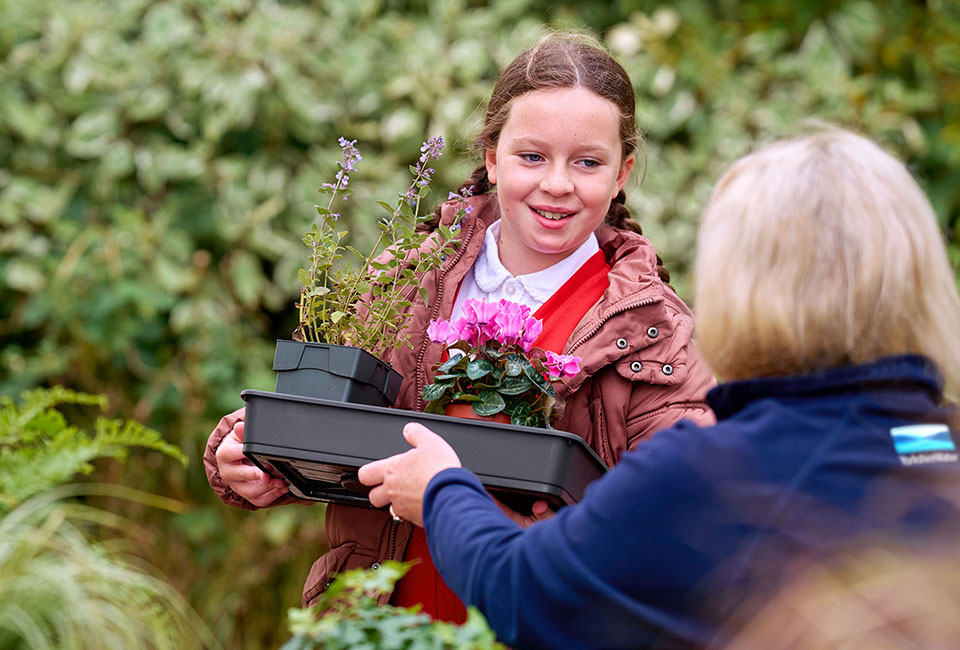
top-left (421, 298), bottom-right (581, 428)
top-left (299, 138), bottom-right (361, 341)
top-left (296, 136), bottom-right (465, 357)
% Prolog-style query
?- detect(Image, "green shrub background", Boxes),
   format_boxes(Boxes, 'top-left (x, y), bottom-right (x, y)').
top-left (1, 0), bottom-right (958, 647)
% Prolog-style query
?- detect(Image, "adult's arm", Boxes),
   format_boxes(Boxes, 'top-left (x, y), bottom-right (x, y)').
top-left (423, 422), bottom-right (722, 650)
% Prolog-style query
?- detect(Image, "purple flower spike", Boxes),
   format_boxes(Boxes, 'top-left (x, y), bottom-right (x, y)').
top-left (328, 137), bottom-right (362, 195)
top-left (404, 136), bottom-right (445, 206)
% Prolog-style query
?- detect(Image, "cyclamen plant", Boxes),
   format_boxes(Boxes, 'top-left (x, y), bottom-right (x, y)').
top-left (421, 298), bottom-right (582, 428)
top-left (296, 136), bottom-right (469, 359)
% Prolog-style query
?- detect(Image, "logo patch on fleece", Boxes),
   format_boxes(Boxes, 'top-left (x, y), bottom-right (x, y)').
top-left (891, 424), bottom-right (959, 465)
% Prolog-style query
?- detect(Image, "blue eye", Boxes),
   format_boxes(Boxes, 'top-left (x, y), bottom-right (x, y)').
top-left (580, 159), bottom-right (600, 168)
top-left (520, 153), bottom-right (543, 163)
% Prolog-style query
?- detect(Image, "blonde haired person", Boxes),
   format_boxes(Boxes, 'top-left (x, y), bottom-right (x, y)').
top-left (696, 127), bottom-right (960, 398)
top-left (359, 127), bottom-right (960, 649)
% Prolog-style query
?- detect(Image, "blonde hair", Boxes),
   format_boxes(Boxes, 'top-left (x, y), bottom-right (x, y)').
top-left (694, 127), bottom-right (960, 401)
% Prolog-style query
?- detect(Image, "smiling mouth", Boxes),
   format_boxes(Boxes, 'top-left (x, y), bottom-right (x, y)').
top-left (533, 208), bottom-right (575, 220)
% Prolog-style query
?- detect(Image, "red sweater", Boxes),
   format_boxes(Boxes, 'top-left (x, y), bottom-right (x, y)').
top-left (391, 251), bottom-right (611, 621)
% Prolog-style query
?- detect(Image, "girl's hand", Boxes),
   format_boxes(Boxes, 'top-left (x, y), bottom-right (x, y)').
top-left (358, 423), bottom-right (461, 527)
top-left (492, 497), bottom-right (555, 528)
top-left (214, 416), bottom-right (288, 507)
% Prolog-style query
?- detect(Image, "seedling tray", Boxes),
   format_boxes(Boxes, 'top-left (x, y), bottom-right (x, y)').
top-left (241, 389), bottom-right (607, 511)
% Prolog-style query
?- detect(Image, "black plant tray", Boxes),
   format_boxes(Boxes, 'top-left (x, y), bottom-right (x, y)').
top-left (241, 389), bottom-right (607, 512)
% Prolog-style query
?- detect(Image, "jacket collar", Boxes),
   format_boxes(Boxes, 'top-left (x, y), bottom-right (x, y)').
top-left (706, 354), bottom-right (945, 421)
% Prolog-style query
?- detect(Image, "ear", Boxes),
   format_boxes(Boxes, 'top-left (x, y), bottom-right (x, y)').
top-left (615, 154), bottom-right (636, 194)
top-left (484, 148), bottom-right (498, 186)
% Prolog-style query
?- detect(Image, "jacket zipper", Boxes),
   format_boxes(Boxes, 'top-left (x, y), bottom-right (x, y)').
top-left (413, 217), bottom-right (479, 412)
top-left (378, 520), bottom-right (400, 605)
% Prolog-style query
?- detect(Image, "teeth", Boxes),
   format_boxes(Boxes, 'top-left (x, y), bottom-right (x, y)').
top-left (534, 208), bottom-right (573, 220)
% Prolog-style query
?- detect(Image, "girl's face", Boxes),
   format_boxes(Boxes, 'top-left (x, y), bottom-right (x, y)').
top-left (485, 86), bottom-right (635, 275)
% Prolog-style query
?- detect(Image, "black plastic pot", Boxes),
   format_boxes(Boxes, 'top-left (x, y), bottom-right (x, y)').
top-left (273, 340), bottom-right (403, 407)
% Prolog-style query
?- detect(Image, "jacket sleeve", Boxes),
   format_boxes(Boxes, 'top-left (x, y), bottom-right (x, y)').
top-left (424, 422), bottom-right (720, 650)
top-left (202, 407), bottom-right (305, 510)
top-left (625, 348), bottom-right (717, 452)
top-left (620, 302), bottom-right (718, 453)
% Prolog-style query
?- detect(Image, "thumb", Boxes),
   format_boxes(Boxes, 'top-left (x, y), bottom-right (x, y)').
top-left (402, 422), bottom-right (438, 448)
top-left (233, 421), bottom-right (245, 443)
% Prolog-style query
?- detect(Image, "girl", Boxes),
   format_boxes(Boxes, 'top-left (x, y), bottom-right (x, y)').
top-left (204, 33), bottom-right (717, 619)
top-left (360, 127), bottom-right (960, 648)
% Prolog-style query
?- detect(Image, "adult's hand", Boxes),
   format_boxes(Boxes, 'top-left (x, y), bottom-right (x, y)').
top-left (214, 412), bottom-right (288, 507)
top-left (358, 422), bottom-right (461, 527)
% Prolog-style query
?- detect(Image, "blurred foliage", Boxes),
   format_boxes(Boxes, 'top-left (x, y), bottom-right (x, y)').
top-left (0, 389), bottom-right (216, 649)
top-left (1, 0), bottom-right (957, 647)
top-left (0, 386), bottom-right (186, 513)
top-left (282, 562), bottom-right (504, 649)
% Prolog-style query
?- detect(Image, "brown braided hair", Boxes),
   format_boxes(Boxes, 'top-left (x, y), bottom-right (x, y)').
top-left (423, 32), bottom-right (669, 284)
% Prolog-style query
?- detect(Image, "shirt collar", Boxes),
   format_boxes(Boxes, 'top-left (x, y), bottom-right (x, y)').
top-left (473, 220), bottom-right (600, 304)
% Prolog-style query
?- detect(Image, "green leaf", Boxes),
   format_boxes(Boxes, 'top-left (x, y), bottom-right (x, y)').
top-left (437, 354), bottom-right (465, 374)
top-left (473, 391), bottom-right (505, 416)
top-left (522, 361), bottom-right (552, 395)
top-left (421, 383), bottom-right (449, 402)
top-left (329, 311), bottom-right (345, 324)
top-left (466, 359), bottom-right (496, 380)
top-left (504, 355), bottom-right (524, 376)
top-left (498, 375), bottom-right (531, 395)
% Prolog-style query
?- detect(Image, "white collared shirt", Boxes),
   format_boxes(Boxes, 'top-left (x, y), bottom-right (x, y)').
top-left (450, 219), bottom-right (600, 319)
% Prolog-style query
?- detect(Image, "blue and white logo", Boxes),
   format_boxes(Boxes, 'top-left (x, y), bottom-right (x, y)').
top-left (891, 424), bottom-right (958, 465)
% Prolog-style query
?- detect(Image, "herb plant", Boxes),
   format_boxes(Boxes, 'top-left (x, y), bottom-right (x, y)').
top-left (296, 137), bottom-right (469, 359)
top-left (421, 299), bottom-right (582, 428)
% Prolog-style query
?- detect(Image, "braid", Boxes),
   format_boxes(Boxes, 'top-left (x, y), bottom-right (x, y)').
top-left (605, 190), bottom-right (671, 285)
top-left (418, 164), bottom-right (492, 233)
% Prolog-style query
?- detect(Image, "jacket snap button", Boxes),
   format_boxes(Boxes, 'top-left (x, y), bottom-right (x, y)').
top-left (647, 326), bottom-right (659, 338)
top-left (662, 364), bottom-right (674, 376)
top-left (371, 562), bottom-right (381, 571)
top-left (616, 338), bottom-right (628, 350)
top-left (630, 361), bottom-right (643, 372)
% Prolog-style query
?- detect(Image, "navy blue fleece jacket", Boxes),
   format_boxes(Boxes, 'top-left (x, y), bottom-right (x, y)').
top-left (423, 355), bottom-right (960, 649)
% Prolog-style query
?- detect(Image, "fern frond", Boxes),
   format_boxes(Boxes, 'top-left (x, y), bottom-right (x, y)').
top-left (0, 389), bottom-right (188, 514)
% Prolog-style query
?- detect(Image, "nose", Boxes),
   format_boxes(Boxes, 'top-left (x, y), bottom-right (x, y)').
top-left (540, 163), bottom-right (573, 196)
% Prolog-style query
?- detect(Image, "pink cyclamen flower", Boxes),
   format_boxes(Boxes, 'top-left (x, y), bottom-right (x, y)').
top-left (545, 351), bottom-right (582, 378)
top-left (461, 298), bottom-right (502, 345)
top-left (494, 308), bottom-right (525, 345)
top-left (519, 316), bottom-right (543, 352)
top-left (461, 298), bottom-right (501, 325)
top-left (426, 318), bottom-right (461, 346)
top-left (451, 317), bottom-right (479, 347)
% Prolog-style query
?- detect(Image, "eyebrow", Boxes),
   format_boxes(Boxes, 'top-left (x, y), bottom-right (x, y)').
top-left (508, 137), bottom-right (614, 155)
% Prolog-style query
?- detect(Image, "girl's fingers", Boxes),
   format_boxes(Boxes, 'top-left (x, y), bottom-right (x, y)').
top-left (235, 481), bottom-right (287, 506)
top-left (222, 461), bottom-right (268, 484)
top-left (215, 433), bottom-right (246, 463)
